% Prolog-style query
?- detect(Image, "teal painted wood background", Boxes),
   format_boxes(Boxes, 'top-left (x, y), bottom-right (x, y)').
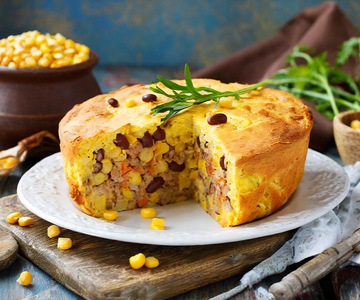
top-left (0, 0), bottom-right (359, 68)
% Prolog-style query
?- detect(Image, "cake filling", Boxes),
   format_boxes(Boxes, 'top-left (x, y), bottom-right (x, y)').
top-left (81, 119), bottom-right (231, 222)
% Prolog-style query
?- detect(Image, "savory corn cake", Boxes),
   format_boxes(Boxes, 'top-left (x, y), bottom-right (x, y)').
top-left (59, 79), bottom-right (313, 227)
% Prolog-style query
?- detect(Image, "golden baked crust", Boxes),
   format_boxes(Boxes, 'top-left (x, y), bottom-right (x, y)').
top-left (59, 79), bottom-right (313, 227)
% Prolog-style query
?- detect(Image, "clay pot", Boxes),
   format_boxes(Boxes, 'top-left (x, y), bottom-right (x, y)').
top-left (333, 110), bottom-right (360, 165)
top-left (0, 51), bottom-right (101, 150)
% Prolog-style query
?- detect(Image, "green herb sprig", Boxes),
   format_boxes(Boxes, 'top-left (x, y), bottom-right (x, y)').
top-left (269, 41), bottom-right (360, 119)
top-left (150, 64), bottom-right (268, 122)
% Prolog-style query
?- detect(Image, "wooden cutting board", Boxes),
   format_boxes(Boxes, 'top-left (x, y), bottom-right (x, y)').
top-left (0, 194), bottom-right (292, 300)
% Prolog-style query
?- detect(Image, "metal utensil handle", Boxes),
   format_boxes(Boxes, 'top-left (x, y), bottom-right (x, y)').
top-left (269, 229), bottom-right (360, 300)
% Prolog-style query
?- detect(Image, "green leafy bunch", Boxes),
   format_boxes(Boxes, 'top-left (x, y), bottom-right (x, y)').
top-left (269, 39), bottom-right (360, 119)
top-left (150, 64), bottom-right (268, 122)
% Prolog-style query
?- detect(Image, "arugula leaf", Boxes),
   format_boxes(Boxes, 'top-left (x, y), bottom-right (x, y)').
top-left (269, 42), bottom-right (360, 119)
top-left (335, 37), bottom-right (360, 65)
top-left (150, 64), bottom-right (268, 122)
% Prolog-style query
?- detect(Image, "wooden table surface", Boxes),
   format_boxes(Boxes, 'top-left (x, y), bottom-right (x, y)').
top-left (0, 67), bottom-right (359, 300)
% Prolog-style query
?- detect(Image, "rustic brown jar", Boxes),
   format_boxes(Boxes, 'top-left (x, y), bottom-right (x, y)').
top-left (0, 51), bottom-right (101, 150)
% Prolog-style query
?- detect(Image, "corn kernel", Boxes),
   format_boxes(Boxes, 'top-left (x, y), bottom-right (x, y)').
top-left (145, 256), bottom-right (159, 268)
top-left (31, 49), bottom-right (43, 60)
top-left (155, 142), bottom-right (170, 155)
top-left (94, 195), bottom-right (106, 211)
top-left (148, 191), bottom-right (159, 204)
top-left (138, 147), bottom-right (154, 163)
top-left (101, 159), bottom-right (113, 174)
top-left (154, 159), bottom-right (168, 174)
top-left (19, 61), bottom-right (27, 68)
top-left (189, 170), bottom-right (198, 180)
top-left (185, 158), bottom-right (198, 169)
top-left (53, 52), bottom-right (64, 60)
top-left (24, 37), bottom-right (35, 48)
top-left (47, 225), bottom-right (60, 238)
top-left (179, 180), bottom-right (191, 191)
top-left (6, 212), bottom-right (21, 224)
top-left (141, 208), bottom-right (156, 218)
top-left (13, 47), bottom-right (26, 55)
top-left (54, 33), bottom-right (66, 45)
top-left (3, 157), bottom-right (17, 168)
top-left (57, 237), bottom-right (72, 250)
top-left (125, 99), bottom-right (136, 108)
top-left (25, 56), bottom-right (37, 68)
top-left (1, 56), bottom-right (11, 66)
top-left (93, 172), bottom-right (106, 185)
top-left (351, 119), bottom-right (360, 130)
top-left (175, 142), bottom-right (186, 153)
top-left (125, 134), bottom-right (137, 145)
top-left (38, 57), bottom-right (51, 68)
top-left (128, 171), bottom-right (142, 185)
top-left (122, 187), bottom-right (134, 199)
top-left (52, 46), bottom-right (64, 53)
top-left (103, 210), bottom-right (117, 221)
top-left (35, 34), bottom-right (46, 46)
top-left (129, 253), bottom-right (146, 269)
top-left (39, 43), bottom-right (51, 53)
top-left (18, 217), bottom-right (33, 227)
top-left (107, 147), bottom-right (121, 158)
top-left (17, 271), bottom-right (32, 286)
top-left (79, 44), bottom-right (90, 55)
top-left (73, 54), bottom-right (88, 64)
top-left (55, 59), bottom-right (71, 67)
top-left (64, 48), bottom-right (76, 57)
top-left (65, 39), bottom-right (75, 49)
top-left (150, 218), bottom-right (164, 230)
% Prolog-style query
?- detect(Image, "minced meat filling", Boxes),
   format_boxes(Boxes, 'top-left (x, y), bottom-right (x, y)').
top-left (84, 128), bottom-right (231, 216)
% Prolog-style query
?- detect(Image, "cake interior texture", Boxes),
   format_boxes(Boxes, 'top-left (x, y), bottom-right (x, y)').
top-left (59, 79), bottom-right (313, 227)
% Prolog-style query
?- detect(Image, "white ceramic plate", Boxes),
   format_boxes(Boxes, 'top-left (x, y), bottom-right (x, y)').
top-left (17, 149), bottom-right (349, 246)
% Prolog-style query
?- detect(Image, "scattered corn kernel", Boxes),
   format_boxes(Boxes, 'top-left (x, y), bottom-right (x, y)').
top-left (47, 225), bottom-right (60, 238)
top-left (150, 218), bottom-right (164, 230)
top-left (18, 217), bottom-right (33, 227)
top-left (57, 237), bottom-right (72, 250)
top-left (101, 159), bottom-right (113, 174)
top-left (129, 253), bottom-right (146, 269)
top-left (103, 210), bottom-right (117, 221)
top-left (0, 30), bottom-right (90, 68)
top-left (125, 99), bottom-right (136, 108)
top-left (141, 208), bottom-right (156, 218)
top-left (351, 119), bottom-right (360, 130)
top-left (107, 147), bottom-right (121, 158)
top-left (145, 256), bottom-right (159, 268)
top-left (17, 271), bottom-right (32, 286)
top-left (6, 212), bottom-right (21, 224)
top-left (139, 147), bottom-right (154, 163)
top-left (128, 170), bottom-right (142, 185)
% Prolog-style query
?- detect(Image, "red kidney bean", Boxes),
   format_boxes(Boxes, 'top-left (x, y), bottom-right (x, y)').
top-left (108, 98), bottom-right (119, 107)
top-left (94, 148), bottom-right (105, 162)
top-left (220, 154), bottom-right (227, 171)
top-left (142, 94), bottom-right (157, 102)
top-left (153, 126), bottom-right (165, 141)
top-left (168, 161), bottom-right (185, 172)
top-left (93, 162), bottom-right (102, 173)
top-left (114, 133), bottom-right (129, 149)
top-left (207, 113), bottom-right (227, 125)
top-left (139, 131), bottom-right (153, 147)
top-left (146, 177), bottom-right (165, 193)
